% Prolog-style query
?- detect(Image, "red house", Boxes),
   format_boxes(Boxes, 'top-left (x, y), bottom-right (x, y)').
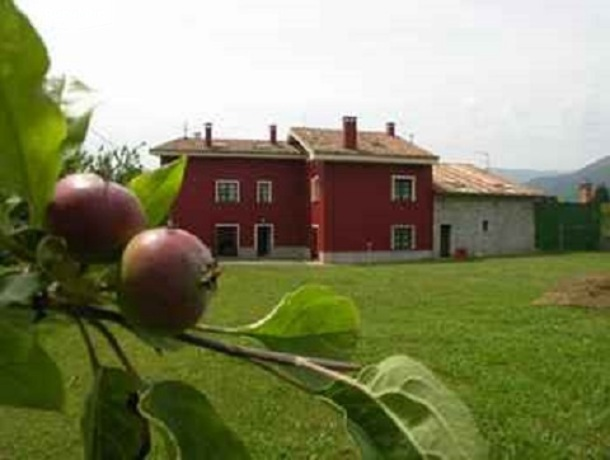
top-left (150, 117), bottom-right (438, 263)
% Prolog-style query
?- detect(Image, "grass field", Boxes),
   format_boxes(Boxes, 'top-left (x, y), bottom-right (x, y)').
top-left (1, 253), bottom-right (610, 459)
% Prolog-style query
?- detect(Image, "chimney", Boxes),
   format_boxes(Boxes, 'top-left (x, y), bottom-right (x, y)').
top-left (269, 124), bottom-right (277, 145)
top-left (386, 122), bottom-right (396, 137)
top-left (578, 181), bottom-right (593, 204)
top-left (205, 122), bottom-right (212, 148)
top-left (342, 116), bottom-right (357, 149)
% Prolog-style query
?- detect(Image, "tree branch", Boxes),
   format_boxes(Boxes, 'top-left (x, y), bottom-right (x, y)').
top-left (87, 318), bottom-right (142, 384)
top-left (50, 303), bottom-right (361, 373)
top-left (74, 316), bottom-right (100, 371)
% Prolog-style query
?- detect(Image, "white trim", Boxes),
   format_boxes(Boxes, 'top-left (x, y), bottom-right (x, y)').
top-left (314, 154), bottom-right (437, 165)
top-left (151, 150), bottom-right (304, 161)
top-left (214, 223), bottom-right (240, 256)
top-left (391, 224), bottom-right (416, 250)
top-left (310, 175), bottom-right (321, 202)
top-left (256, 180), bottom-right (273, 203)
top-left (254, 223), bottom-right (274, 256)
top-left (215, 179), bottom-right (240, 203)
top-left (391, 175), bottom-right (417, 202)
top-left (288, 131), bottom-right (317, 160)
top-left (151, 149), bottom-right (437, 165)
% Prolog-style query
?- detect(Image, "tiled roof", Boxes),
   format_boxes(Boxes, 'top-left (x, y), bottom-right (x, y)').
top-left (433, 163), bottom-right (547, 197)
top-left (150, 137), bottom-right (303, 157)
top-left (289, 127), bottom-right (438, 160)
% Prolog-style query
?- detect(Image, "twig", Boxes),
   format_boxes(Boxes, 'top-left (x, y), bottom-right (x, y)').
top-left (87, 318), bottom-right (142, 384)
top-left (74, 316), bottom-right (100, 371)
top-left (248, 358), bottom-right (312, 393)
top-left (177, 332), bottom-right (360, 372)
top-left (50, 303), bottom-right (361, 373)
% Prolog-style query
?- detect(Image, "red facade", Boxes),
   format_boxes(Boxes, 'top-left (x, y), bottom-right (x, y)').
top-left (172, 157), bottom-right (309, 254)
top-left (155, 119), bottom-right (438, 262)
top-left (310, 161), bottom-right (433, 254)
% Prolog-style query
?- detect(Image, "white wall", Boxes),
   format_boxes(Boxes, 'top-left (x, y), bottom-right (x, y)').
top-left (434, 196), bottom-right (537, 257)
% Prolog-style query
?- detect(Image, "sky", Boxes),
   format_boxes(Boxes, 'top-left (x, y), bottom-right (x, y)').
top-left (18, 0), bottom-right (610, 171)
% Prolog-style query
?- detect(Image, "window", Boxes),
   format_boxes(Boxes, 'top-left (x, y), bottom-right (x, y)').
top-left (215, 180), bottom-right (240, 203)
top-left (392, 175), bottom-right (416, 202)
top-left (391, 225), bottom-right (415, 250)
top-left (310, 175), bottom-right (321, 202)
top-left (482, 220), bottom-right (489, 232)
top-left (256, 180), bottom-right (273, 203)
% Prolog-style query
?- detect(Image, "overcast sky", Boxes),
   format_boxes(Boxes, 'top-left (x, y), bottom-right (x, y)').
top-left (18, 0), bottom-right (610, 170)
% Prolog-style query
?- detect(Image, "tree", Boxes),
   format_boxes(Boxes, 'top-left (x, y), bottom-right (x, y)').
top-left (0, 1), bottom-right (486, 458)
top-left (62, 145), bottom-right (145, 185)
top-left (593, 183), bottom-right (610, 203)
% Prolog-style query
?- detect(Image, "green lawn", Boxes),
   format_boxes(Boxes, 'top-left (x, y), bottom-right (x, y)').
top-left (1, 253), bottom-right (610, 459)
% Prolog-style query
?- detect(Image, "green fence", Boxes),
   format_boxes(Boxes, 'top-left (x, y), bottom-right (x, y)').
top-left (535, 202), bottom-right (600, 251)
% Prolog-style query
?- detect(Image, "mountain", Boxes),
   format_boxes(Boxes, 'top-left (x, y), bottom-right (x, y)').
top-left (491, 168), bottom-right (564, 184)
top-left (526, 156), bottom-right (610, 201)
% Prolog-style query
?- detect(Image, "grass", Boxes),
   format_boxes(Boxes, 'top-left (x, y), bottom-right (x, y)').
top-left (1, 253), bottom-right (610, 459)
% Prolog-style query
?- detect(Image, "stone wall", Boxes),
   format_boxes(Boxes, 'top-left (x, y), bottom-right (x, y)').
top-left (434, 196), bottom-right (536, 257)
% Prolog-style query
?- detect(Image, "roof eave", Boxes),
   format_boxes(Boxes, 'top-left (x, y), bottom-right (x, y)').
top-left (435, 190), bottom-right (547, 199)
top-left (313, 153), bottom-right (438, 165)
top-left (149, 149), bottom-right (305, 160)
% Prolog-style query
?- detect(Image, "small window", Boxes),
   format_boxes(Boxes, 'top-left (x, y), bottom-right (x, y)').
top-left (215, 180), bottom-right (240, 203)
top-left (310, 175), bottom-right (321, 202)
top-left (256, 181), bottom-right (273, 204)
top-left (391, 225), bottom-right (415, 250)
top-left (392, 175), bottom-right (416, 202)
top-left (482, 220), bottom-right (489, 232)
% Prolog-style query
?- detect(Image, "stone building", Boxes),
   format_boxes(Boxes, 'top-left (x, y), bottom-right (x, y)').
top-left (433, 164), bottom-right (546, 258)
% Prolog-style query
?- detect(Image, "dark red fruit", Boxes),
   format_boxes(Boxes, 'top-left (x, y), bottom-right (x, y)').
top-left (119, 228), bottom-right (215, 335)
top-left (46, 174), bottom-right (147, 262)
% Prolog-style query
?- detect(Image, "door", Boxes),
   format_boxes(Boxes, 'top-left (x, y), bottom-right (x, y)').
top-left (310, 226), bottom-right (319, 260)
top-left (215, 225), bottom-right (238, 257)
top-left (256, 225), bottom-right (272, 257)
top-left (440, 224), bottom-right (451, 258)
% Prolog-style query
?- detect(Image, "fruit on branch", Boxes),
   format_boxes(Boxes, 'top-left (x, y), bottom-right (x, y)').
top-left (46, 173), bottom-right (146, 262)
top-left (119, 228), bottom-right (215, 335)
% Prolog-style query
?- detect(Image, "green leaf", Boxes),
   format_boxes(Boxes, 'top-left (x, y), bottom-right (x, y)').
top-left (82, 367), bottom-right (150, 460)
top-left (45, 76), bottom-right (96, 157)
top-left (235, 285), bottom-right (360, 360)
top-left (139, 381), bottom-right (251, 460)
top-left (0, 318), bottom-right (64, 411)
top-left (36, 235), bottom-right (97, 302)
top-left (0, 0), bottom-right (67, 227)
top-left (320, 355), bottom-right (488, 460)
top-left (0, 272), bottom-right (42, 308)
top-left (128, 156), bottom-right (186, 227)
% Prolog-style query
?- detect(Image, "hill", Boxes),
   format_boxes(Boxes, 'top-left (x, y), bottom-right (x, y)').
top-left (491, 168), bottom-right (564, 184)
top-left (526, 156), bottom-right (610, 201)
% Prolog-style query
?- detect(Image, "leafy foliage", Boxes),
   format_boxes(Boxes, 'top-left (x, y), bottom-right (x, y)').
top-left (0, 318), bottom-right (64, 411)
top-left (321, 355), bottom-right (488, 460)
top-left (45, 76), bottom-right (95, 157)
top-left (128, 156), bottom-right (186, 227)
top-left (0, 272), bottom-right (42, 308)
top-left (139, 381), bottom-right (251, 459)
top-left (81, 367), bottom-right (150, 460)
top-left (593, 183), bottom-right (609, 203)
top-left (235, 284), bottom-right (360, 360)
top-left (0, 0), bottom-right (66, 227)
top-left (62, 145), bottom-right (144, 185)
top-left (0, 1), bottom-right (486, 458)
